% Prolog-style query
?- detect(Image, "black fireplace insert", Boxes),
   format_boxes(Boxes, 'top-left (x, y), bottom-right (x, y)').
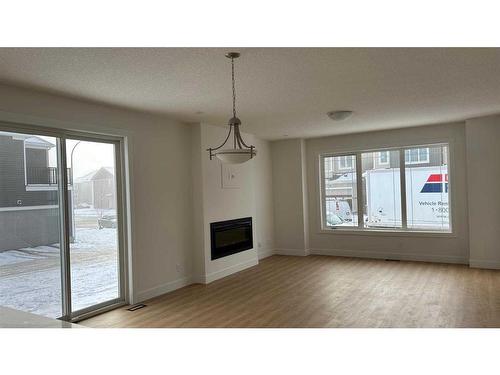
top-left (210, 217), bottom-right (253, 260)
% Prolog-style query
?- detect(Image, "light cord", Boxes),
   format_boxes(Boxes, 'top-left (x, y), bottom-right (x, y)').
top-left (231, 56), bottom-right (236, 118)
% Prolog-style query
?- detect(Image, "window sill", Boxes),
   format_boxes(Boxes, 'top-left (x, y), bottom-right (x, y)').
top-left (26, 184), bottom-right (72, 191)
top-left (404, 161), bottom-right (430, 165)
top-left (318, 227), bottom-right (456, 238)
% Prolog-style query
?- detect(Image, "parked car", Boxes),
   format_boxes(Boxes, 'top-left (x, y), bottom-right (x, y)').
top-left (326, 213), bottom-right (344, 227)
top-left (328, 199), bottom-right (352, 221)
top-left (98, 215), bottom-right (117, 229)
top-left (76, 203), bottom-right (91, 209)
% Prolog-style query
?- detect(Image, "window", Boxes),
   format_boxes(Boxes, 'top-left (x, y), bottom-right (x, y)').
top-left (322, 155), bottom-right (358, 227)
top-left (338, 155), bottom-right (354, 170)
top-left (405, 147), bottom-right (429, 164)
top-left (405, 145), bottom-right (449, 231)
top-left (378, 151), bottom-right (389, 165)
top-left (324, 156), bottom-right (334, 179)
top-left (362, 150), bottom-right (401, 229)
top-left (22, 136), bottom-right (56, 187)
top-left (321, 143), bottom-right (450, 233)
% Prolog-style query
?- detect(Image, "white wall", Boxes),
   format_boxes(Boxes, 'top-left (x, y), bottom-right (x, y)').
top-left (272, 122), bottom-right (470, 264)
top-left (252, 136), bottom-right (276, 259)
top-left (271, 139), bottom-right (309, 255)
top-left (466, 115), bottom-right (500, 269)
top-left (191, 123), bottom-right (275, 283)
top-left (190, 124), bottom-right (206, 280)
top-left (0, 84), bottom-right (195, 303)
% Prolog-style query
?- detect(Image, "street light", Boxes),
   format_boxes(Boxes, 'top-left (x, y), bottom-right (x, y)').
top-left (70, 141), bottom-right (81, 181)
top-left (69, 141), bottom-right (81, 242)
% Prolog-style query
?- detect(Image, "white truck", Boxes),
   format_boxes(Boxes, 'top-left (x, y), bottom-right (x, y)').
top-left (364, 166), bottom-right (449, 230)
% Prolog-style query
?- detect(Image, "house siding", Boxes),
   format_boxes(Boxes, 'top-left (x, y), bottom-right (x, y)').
top-left (0, 208), bottom-right (60, 251)
top-left (0, 134), bottom-right (60, 251)
top-left (327, 146), bottom-right (446, 176)
top-left (74, 167), bottom-right (116, 209)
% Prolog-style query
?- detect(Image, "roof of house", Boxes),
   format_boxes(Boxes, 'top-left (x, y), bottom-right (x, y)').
top-left (24, 136), bottom-right (55, 148)
top-left (0, 131), bottom-right (55, 148)
top-left (75, 167), bottom-right (114, 183)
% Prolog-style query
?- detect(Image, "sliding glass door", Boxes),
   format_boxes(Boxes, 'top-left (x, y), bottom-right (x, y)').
top-left (67, 139), bottom-right (121, 313)
top-left (0, 125), bottom-right (126, 320)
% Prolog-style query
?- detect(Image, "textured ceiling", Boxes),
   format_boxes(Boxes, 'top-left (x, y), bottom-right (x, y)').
top-left (1, 48), bottom-right (500, 140)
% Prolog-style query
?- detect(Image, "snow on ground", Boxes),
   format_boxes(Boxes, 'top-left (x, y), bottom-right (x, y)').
top-left (74, 208), bottom-right (115, 217)
top-left (0, 226), bottom-right (119, 318)
top-left (0, 246), bottom-right (60, 266)
top-left (72, 226), bottom-right (117, 249)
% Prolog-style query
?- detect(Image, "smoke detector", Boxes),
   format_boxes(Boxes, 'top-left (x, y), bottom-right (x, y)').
top-left (327, 110), bottom-right (353, 121)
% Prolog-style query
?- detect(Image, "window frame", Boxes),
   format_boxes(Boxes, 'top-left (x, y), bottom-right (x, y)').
top-left (319, 143), bottom-right (452, 236)
top-left (404, 147), bottom-right (430, 165)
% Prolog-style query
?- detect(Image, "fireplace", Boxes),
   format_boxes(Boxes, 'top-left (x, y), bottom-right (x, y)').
top-left (210, 217), bottom-right (253, 260)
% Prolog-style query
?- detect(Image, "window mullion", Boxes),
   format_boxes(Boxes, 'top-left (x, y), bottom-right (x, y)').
top-left (355, 153), bottom-right (364, 229)
top-left (399, 148), bottom-right (407, 229)
top-left (56, 138), bottom-right (72, 320)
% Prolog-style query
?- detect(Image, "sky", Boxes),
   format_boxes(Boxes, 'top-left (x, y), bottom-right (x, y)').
top-left (43, 136), bottom-right (115, 179)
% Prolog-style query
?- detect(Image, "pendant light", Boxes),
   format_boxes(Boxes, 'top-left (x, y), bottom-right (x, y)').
top-left (207, 52), bottom-right (257, 164)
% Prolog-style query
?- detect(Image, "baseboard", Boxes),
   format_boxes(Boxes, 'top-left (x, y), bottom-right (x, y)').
top-left (190, 274), bottom-right (206, 284)
top-left (258, 248), bottom-right (275, 260)
top-left (135, 276), bottom-right (193, 303)
top-left (310, 248), bottom-right (468, 265)
top-left (275, 248), bottom-right (310, 256)
top-left (135, 258), bottom-right (260, 301)
top-left (204, 258), bottom-right (259, 284)
top-left (469, 259), bottom-right (500, 270)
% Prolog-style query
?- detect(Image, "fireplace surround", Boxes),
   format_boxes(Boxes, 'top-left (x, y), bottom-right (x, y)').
top-left (210, 217), bottom-right (253, 260)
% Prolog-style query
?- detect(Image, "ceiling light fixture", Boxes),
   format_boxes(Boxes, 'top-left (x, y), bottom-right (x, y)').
top-left (207, 52), bottom-right (256, 164)
top-left (327, 110), bottom-right (353, 121)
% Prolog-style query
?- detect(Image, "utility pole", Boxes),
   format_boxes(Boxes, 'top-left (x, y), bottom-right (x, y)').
top-left (69, 141), bottom-right (81, 242)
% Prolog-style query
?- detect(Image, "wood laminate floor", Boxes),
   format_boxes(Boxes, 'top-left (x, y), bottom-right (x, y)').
top-left (81, 255), bottom-right (500, 328)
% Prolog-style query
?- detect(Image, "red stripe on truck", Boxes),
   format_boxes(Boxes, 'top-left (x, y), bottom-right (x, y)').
top-left (427, 174), bottom-right (443, 182)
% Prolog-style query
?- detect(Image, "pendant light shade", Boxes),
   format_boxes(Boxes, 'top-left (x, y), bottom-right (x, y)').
top-left (215, 149), bottom-right (256, 164)
top-left (207, 52), bottom-right (256, 164)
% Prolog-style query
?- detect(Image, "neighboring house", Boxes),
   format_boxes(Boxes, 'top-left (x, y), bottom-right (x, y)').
top-left (74, 167), bottom-right (116, 210)
top-left (0, 131), bottom-right (72, 251)
top-left (325, 146), bottom-right (448, 215)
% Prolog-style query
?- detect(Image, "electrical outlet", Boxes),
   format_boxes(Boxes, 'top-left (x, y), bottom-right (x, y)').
top-left (175, 263), bottom-right (183, 273)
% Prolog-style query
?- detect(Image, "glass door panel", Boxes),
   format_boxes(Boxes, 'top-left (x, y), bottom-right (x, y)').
top-left (66, 139), bottom-right (120, 312)
top-left (0, 131), bottom-right (62, 318)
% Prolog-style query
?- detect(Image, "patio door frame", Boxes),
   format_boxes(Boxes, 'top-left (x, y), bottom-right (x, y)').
top-left (0, 121), bottom-right (129, 322)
